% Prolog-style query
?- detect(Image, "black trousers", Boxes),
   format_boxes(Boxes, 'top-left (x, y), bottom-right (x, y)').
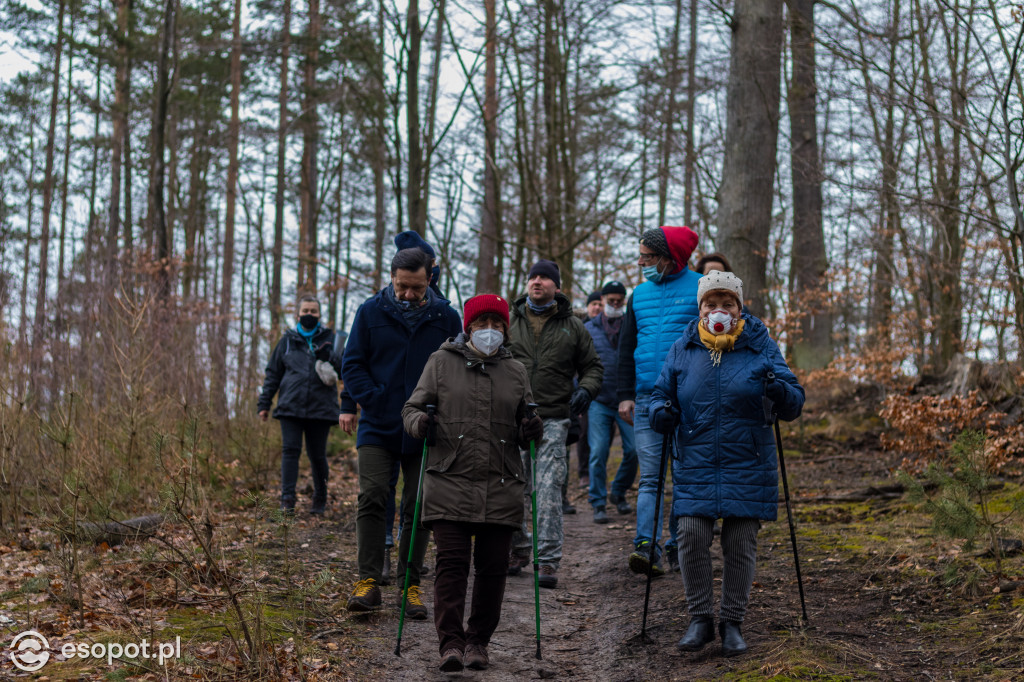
top-left (279, 418), bottom-right (331, 504)
top-left (432, 521), bottom-right (514, 655)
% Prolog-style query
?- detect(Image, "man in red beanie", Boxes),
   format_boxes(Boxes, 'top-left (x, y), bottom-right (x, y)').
top-left (617, 226), bottom-right (701, 576)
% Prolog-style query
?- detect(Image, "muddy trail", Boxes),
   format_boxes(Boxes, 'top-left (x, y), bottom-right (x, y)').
top-left (296, 429), bottom-right (1024, 681)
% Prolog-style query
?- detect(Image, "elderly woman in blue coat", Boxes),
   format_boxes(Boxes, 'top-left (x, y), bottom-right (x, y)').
top-left (650, 270), bottom-right (804, 657)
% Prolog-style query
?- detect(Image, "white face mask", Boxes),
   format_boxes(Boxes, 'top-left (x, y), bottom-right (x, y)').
top-left (704, 310), bottom-right (736, 335)
top-left (604, 303), bottom-right (625, 319)
top-left (470, 328), bottom-right (503, 356)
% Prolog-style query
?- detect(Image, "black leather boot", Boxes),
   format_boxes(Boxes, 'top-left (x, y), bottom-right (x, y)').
top-left (676, 616), bottom-right (715, 652)
top-left (719, 620), bottom-right (748, 657)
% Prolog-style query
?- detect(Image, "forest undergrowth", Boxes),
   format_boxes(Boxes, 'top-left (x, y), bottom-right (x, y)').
top-left (3, 335), bottom-right (1024, 679)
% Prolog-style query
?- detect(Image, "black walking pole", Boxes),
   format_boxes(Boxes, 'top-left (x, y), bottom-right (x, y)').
top-left (395, 404), bottom-right (435, 656)
top-left (526, 402), bottom-right (543, 660)
top-left (639, 414), bottom-right (673, 641)
top-left (764, 373), bottom-right (809, 624)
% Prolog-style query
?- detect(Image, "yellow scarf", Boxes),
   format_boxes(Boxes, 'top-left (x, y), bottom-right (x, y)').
top-left (698, 318), bottom-right (745, 367)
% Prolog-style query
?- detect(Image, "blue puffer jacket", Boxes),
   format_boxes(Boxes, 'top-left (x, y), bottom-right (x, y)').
top-left (342, 287), bottom-right (463, 455)
top-left (650, 315), bottom-right (804, 521)
top-left (631, 268), bottom-right (702, 394)
top-left (583, 313), bottom-right (622, 407)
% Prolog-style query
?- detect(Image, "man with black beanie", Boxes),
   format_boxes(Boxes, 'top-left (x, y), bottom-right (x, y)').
top-left (506, 259), bottom-right (604, 589)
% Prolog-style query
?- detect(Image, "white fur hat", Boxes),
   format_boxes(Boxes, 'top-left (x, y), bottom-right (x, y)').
top-left (697, 270), bottom-right (743, 307)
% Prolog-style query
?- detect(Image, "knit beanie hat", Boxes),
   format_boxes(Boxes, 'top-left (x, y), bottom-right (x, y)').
top-left (463, 294), bottom-right (510, 332)
top-left (639, 228), bottom-right (672, 261)
top-left (697, 270), bottom-right (744, 308)
top-left (394, 230), bottom-right (435, 258)
top-left (527, 259), bottom-right (561, 288)
top-left (640, 226), bottom-right (698, 275)
top-left (601, 280), bottom-right (627, 296)
top-left (586, 291), bottom-right (602, 305)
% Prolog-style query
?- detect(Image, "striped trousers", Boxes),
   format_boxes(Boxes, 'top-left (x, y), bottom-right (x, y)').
top-left (676, 516), bottom-right (760, 623)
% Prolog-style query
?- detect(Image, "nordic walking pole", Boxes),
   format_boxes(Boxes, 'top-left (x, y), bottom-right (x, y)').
top-left (640, 405), bottom-right (674, 641)
top-left (527, 402), bottom-right (542, 660)
top-left (395, 404), bottom-right (435, 656)
top-left (764, 373), bottom-right (809, 624)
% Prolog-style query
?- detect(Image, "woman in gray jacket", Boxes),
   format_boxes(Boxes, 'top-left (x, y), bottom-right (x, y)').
top-left (403, 294), bottom-right (543, 673)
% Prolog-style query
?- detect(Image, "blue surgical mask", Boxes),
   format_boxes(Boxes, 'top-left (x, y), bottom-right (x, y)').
top-left (642, 264), bottom-right (663, 284)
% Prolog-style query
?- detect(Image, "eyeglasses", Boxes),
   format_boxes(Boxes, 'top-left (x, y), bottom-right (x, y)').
top-left (638, 252), bottom-right (659, 264)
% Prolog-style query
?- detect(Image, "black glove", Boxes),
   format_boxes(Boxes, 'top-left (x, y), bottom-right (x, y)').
top-left (415, 411), bottom-right (437, 444)
top-left (765, 380), bottom-right (786, 405)
top-left (314, 342), bottom-right (333, 361)
top-left (520, 415), bottom-right (543, 443)
top-left (650, 401), bottom-right (680, 435)
top-left (569, 387), bottom-right (592, 416)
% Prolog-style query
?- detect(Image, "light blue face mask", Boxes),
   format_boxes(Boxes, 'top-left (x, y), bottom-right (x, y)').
top-left (642, 264), bottom-right (663, 284)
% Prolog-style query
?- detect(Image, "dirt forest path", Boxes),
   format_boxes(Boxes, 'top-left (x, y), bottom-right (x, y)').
top-left (303, 429), bottom-right (1024, 681)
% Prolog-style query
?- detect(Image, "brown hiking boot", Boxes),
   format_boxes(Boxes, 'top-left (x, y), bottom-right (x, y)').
top-left (465, 644), bottom-right (489, 670)
top-left (537, 564), bottom-right (558, 589)
top-left (439, 648), bottom-right (464, 672)
top-left (346, 578), bottom-right (381, 612)
top-left (507, 552), bottom-right (531, 576)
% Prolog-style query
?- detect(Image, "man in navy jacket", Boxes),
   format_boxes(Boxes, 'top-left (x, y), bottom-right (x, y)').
top-left (342, 247), bottom-right (462, 618)
top-left (583, 281), bottom-right (638, 524)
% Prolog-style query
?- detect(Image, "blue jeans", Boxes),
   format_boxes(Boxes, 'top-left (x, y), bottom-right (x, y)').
top-left (587, 401), bottom-right (638, 508)
top-left (633, 393), bottom-right (676, 557)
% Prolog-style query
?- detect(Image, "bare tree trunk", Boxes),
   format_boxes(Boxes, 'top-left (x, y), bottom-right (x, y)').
top-left (371, 0), bottom-right (387, 292)
top-left (165, 0), bottom-right (181, 293)
top-left (786, 0), bottom-right (832, 370)
top-left (683, 0), bottom-right (698, 227)
top-left (20, 122), bottom-right (37, 350)
top-left (211, 0), bottom-right (243, 416)
top-left (865, 0), bottom-right (903, 342)
top-left (34, 0), bottom-right (67, 335)
top-left (406, 0), bottom-right (424, 236)
top-left (714, 0), bottom-right (784, 317)
top-left (57, 9), bottom-right (75, 298)
top-left (476, 0), bottom-right (500, 294)
top-left (542, 0), bottom-right (561, 260)
top-left (123, 0), bottom-right (135, 256)
top-left (86, 33), bottom-right (102, 288)
top-left (418, 0), bottom-right (446, 237)
top-left (107, 0), bottom-right (130, 283)
top-left (914, 0), bottom-right (966, 372)
top-left (147, 0), bottom-right (175, 298)
top-left (657, 0), bottom-right (683, 227)
top-left (298, 0), bottom-right (321, 293)
top-left (272, 0), bottom-right (291, 324)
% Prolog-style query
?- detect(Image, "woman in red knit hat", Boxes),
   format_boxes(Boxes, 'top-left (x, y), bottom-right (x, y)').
top-left (402, 294), bottom-right (543, 672)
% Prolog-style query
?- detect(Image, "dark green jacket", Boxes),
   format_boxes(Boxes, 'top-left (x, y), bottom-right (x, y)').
top-left (507, 292), bottom-right (604, 419)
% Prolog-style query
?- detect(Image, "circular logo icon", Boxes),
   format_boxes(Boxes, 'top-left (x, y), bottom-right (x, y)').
top-left (10, 630), bottom-right (50, 672)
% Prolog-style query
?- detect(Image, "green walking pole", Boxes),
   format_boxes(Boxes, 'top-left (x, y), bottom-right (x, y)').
top-left (395, 404), bottom-right (435, 657)
top-left (527, 402), bottom-right (542, 660)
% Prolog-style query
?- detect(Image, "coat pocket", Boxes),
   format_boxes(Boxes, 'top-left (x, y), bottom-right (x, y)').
top-left (750, 425), bottom-right (773, 464)
top-left (427, 434), bottom-right (464, 474)
top-left (499, 437), bottom-right (524, 483)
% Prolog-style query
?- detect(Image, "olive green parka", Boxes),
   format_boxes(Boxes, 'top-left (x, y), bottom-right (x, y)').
top-left (507, 292), bottom-right (604, 419)
top-left (402, 334), bottom-right (534, 529)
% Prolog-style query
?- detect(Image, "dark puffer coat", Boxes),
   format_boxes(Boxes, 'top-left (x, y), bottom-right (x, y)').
top-left (258, 326), bottom-right (343, 423)
top-left (401, 335), bottom-right (533, 529)
top-left (650, 315), bottom-right (804, 521)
